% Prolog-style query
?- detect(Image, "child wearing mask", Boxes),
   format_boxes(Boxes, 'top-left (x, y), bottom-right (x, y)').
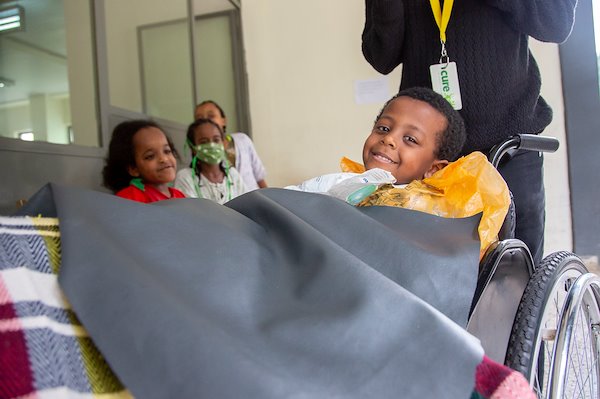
top-left (102, 119), bottom-right (186, 203)
top-left (194, 100), bottom-right (267, 190)
top-left (174, 118), bottom-right (247, 204)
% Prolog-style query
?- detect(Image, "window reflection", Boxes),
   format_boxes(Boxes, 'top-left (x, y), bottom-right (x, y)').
top-left (0, 0), bottom-right (98, 147)
top-left (193, 11), bottom-right (241, 133)
top-left (139, 15), bottom-right (193, 124)
top-left (104, 0), bottom-right (191, 122)
top-left (103, 0), bottom-right (244, 129)
top-left (192, 1), bottom-right (242, 133)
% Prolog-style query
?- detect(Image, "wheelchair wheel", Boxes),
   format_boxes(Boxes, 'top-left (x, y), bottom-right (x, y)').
top-left (505, 251), bottom-right (600, 398)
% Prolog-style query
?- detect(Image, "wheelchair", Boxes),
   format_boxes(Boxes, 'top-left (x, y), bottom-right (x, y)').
top-left (467, 134), bottom-right (600, 398)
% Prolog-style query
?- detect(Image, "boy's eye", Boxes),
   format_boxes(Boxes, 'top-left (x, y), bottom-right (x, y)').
top-left (164, 148), bottom-right (172, 154)
top-left (403, 135), bottom-right (418, 144)
top-left (375, 125), bottom-right (390, 133)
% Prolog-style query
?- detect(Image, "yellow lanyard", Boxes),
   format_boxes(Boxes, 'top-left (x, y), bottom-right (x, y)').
top-left (429, 0), bottom-right (454, 44)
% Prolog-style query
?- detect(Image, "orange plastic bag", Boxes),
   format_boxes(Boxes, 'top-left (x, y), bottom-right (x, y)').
top-left (341, 152), bottom-right (510, 259)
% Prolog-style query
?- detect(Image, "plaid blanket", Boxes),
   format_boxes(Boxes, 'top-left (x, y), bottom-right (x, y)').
top-left (0, 212), bottom-right (533, 398)
top-left (0, 216), bottom-right (131, 399)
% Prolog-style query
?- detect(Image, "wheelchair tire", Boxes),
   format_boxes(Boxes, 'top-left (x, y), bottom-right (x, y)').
top-left (505, 251), bottom-right (600, 397)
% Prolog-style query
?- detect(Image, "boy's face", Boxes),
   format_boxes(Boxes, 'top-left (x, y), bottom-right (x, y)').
top-left (362, 96), bottom-right (448, 184)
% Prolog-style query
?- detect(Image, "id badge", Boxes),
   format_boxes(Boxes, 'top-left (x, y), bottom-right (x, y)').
top-left (430, 61), bottom-right (462, 110)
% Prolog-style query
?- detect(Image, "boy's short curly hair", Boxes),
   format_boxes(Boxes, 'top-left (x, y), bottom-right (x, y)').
top-left (102, 119), bottom-right (179, 193)
top-left (376, 87), bottom-right (466, 161)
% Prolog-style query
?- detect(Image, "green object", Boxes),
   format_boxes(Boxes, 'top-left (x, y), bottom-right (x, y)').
top-left (346, 184), bottom-right (377, 205)
top-left (195, 142), bottom-right (225, 164)
top-left (130, 178), bottom-right (145, 191)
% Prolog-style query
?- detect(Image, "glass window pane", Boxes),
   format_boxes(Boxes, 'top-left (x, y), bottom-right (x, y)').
top-left (192, 0), bottom-right (240, 132)
top-left (0, 0), bottom-right (98, 147)
top-left (140, 20), bottom-right (193, 124)
top-left (194, 13), bottom-right (239, 132)
top-left (104, 0), bottom-right (191, 123)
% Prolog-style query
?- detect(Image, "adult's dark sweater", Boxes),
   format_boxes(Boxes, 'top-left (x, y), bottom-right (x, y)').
top-left (362, 0), bottom-right (577, 155)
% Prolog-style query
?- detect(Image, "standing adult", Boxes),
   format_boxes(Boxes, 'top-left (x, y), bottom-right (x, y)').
top-left (194, 100), bottom-right (268, 191)
top-left (362, 0), bottom-right (577, 265)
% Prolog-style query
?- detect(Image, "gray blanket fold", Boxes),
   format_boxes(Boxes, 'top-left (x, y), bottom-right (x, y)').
top-left (21, 184), bottom-right (484, 399)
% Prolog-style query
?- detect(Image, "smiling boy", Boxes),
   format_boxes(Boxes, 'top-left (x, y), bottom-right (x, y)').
top-left (363, 87), bottom-right (465, 183)
top-left (287, 87), bottom-right (466, 198)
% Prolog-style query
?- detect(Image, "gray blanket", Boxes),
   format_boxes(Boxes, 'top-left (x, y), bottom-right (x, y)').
top-left (19, 184), bottom-right (484, 398)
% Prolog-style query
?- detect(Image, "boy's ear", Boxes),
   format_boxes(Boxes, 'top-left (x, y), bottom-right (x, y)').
top-left (127, 165), bottom-right (140, 178)
top-left (423, 159), bottom-right (448, 178)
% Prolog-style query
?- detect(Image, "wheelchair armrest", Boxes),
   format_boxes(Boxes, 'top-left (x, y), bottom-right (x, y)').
top-left (488, 134), bottom-right (559, 168)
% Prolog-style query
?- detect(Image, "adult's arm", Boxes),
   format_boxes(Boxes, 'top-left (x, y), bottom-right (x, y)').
top-left (483, 0), bottom-right (578, 43)
top-left (235, 133), bottom-right (267, 187)
top-left (361, 0), bottom-right (406, 74)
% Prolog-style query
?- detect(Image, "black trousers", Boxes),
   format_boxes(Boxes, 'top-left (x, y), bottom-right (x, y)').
top-left (498, 150), bottom-right (546, 266)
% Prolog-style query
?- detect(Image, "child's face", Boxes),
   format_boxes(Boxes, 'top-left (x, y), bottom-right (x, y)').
top-left (193, 123), bottom-right (223, 146)
top-left (362, 96), bottom-right (448, 183)
top-left (195, 103), bottom-right (226, 131)
top-left (127, 127), bottom-right (177, 186)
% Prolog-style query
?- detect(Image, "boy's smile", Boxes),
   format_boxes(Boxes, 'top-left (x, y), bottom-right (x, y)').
top-left (362, 96), bottom-right (448, 184)
top-left (370, 151), bottom-right (398, 165)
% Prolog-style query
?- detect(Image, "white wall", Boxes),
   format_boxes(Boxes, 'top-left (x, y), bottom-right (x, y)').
top-left (0, 103), bottom-right (30, 138)
top-left (242, 0), bottom-right (402, 186)
top-left (242, 0), bottom-right (572, 255)
top-left (6, 94), bottom-right (71, 144)
top-left (531, 40), bottom-right (573, 254)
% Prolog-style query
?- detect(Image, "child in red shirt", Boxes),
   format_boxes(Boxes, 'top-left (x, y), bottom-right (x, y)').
top-left (102, 120), bottom-right (186, 203)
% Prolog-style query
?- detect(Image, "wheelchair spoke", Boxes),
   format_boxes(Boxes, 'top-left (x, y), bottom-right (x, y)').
top-left (578, 305), bottom-right (600, 397)
top-left (564, 294), bottom-right (600, 398)
top-left (578, 309), bottom-right (593, 398)
top-left (504, 252), bottom-right (600, 399)
top-left (567, 309), bottom-right (586, 396)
